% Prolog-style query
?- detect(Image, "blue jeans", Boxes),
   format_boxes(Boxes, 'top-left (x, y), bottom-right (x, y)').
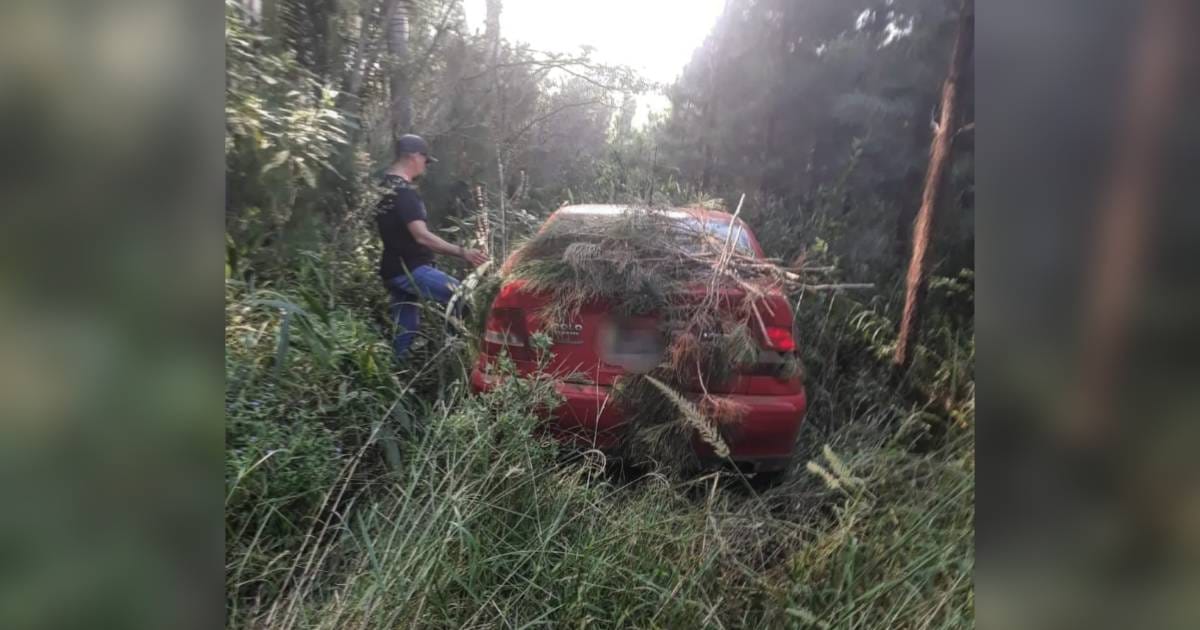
top-left (385, 265), bottom-right (464, 360)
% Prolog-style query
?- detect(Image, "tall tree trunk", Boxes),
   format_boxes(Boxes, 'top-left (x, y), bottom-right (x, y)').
top-left (259, 0), bottom-right (283, 53)
top-left (893, 0), bottom-right (973, 369)
top-left (325, 0), bottom-right (385, 217)
top-left (303, 0), bottom-right (332, 77)
top-left (485, 0), bottom-right (501, 51)
top-left (240, 0), bottom-right (264, 24)
top-left (486, 0), bottom-right (502, 129)
top-left (430, 33), bottom-right (467, 131)
top-left (344, 5), bottom-right (372, 99)
top-left (485, 0), bottom-right (506, 258)
top-left (485, 1), bottom-right (503, 138)
top-left (1068, 0), bottom-right (1186, 444)
top-left (699, 54), bottom-right (718, 192)
top-left (388, 0), bottom-right (413, 139)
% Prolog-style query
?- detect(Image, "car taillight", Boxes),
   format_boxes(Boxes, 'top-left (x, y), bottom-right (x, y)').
top-left (763, 325), bottom-right (796, 352)
top-left (738, 296), bottom-right (802, 388)
top-left (482, 281), bottom-right (538, 361)
top-left (484, 307), bottom-right (529, 347)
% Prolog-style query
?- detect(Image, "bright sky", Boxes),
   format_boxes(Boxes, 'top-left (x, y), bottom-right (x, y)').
top-left (463, 0), bottom-right (728, 125)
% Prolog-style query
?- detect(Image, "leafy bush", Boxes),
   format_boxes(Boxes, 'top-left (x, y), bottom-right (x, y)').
top-left (225, 0), bottom-right (351, 277)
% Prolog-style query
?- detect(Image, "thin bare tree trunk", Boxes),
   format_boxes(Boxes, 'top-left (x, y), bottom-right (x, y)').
top-left (388, 0), bottom-right (413, 139)
top-left (699, 54), bottom-right (718, 192)
top-left (497, 153), bottom-right (507, 257)
top-left (485, 0), bottom-right (506, 259)
top-left (1067, 0), bottom-right (1186, 444)
top-left (343, 0), bottom-right (376, 100)
top-left (485, 0), bottom-right (501, 52)
top-left (259, 0), bottom-right (283, 53)
top-left (240, 0), bottom-right (264, 24)
top-left (893, 0), bottom-right (973, 369)
top-left (486, 0), bottom-right (502, 124)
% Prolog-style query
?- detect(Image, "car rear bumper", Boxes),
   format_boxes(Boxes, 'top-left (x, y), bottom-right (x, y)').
top-left (469, 367), bottom-right (806, 472)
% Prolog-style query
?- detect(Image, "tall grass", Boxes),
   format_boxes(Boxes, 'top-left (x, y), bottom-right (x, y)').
top-left (225, 250), bottom-right (974, 629)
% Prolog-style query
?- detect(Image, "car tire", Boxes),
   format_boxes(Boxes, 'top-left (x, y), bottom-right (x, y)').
top-left (750, 468), bottom-right (789, 490)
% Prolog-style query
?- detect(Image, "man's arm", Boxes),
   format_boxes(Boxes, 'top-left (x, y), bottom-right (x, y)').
top-left (407, 220), bottom-right (488, 266)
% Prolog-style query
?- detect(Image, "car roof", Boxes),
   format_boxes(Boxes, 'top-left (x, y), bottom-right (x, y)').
top-left (552, 204), bottom-right (740, 225)
top-left (548, 204), bottom-right (763, 257)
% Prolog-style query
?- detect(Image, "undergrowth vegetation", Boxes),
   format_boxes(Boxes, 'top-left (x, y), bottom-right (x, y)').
top-left (225, 236), bottom-right (974, 628)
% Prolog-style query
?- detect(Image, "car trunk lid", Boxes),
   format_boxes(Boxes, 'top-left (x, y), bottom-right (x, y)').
top-left (482, 279), bottom-right (800, 395)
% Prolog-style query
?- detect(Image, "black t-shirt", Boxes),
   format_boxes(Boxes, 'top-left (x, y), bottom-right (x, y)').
top-left (376, 175), bottom-right (434, 279)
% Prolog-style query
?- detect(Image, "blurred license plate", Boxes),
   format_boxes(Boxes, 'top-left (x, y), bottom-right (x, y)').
top-left (613, 329), bottom-right (659, 353)
top-left (599, 317), bottom-right (664, 374)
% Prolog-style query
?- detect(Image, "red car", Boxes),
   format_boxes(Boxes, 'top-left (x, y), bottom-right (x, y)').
top-left (469, 204), bottom-right (807, 475)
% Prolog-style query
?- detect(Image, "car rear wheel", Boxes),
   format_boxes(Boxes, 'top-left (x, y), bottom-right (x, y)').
top-left (749, 468), bottom-right (789, 490)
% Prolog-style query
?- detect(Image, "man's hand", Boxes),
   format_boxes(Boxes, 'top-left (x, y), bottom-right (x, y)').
top-left (407, 219), bottom-right (490, 267)
top-left (461, 247), bottom-right (488, 267)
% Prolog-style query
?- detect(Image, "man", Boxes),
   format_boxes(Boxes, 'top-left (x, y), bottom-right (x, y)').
top-left (376, 134), bottom-right (487, 359)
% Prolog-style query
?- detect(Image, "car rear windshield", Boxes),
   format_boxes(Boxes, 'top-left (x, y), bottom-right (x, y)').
top-left (679, 217), bottom-right (754, 256)
top-left (545, 210), bottom-right (756, 258)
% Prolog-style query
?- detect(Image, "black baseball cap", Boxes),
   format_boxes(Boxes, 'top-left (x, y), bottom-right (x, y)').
top-left (394, 134), bottom-right (438, 163)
